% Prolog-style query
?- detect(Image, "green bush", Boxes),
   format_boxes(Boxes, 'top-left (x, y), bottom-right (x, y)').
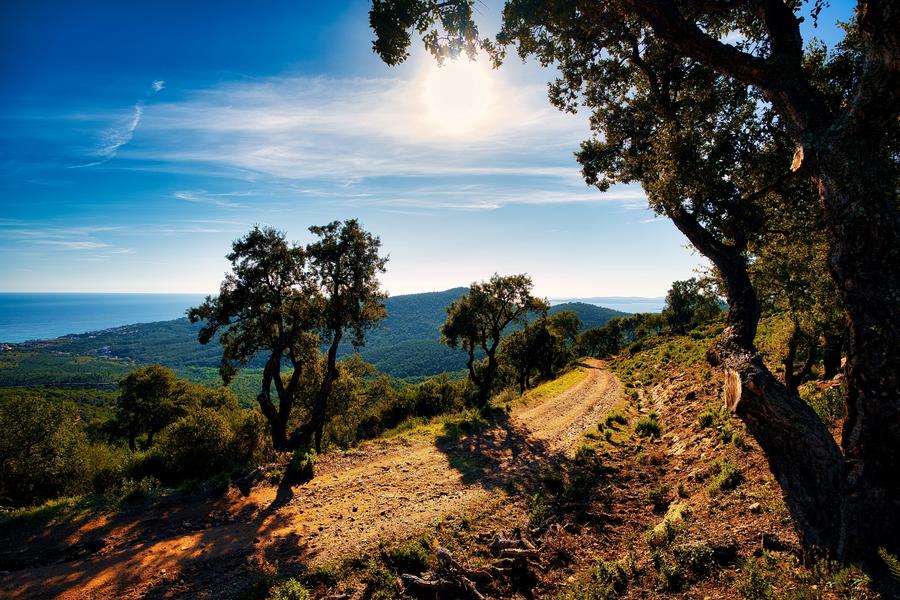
top-left (635, 412), bottom-right (661, 438)
top-left (387, 537), bottom-right (431, 575)
top-left (801, 385), bottom-right (845, 426)
top-left (697, 410), bottom-right (715, 428)
top-left (603, 411), bottom-right (627, 428)
top-left (707, 459), bottom-right (743, 496)
top-left (574, 444), bottom-right (602, 471)
top-left (288, 446), bottom-right (316, 481)
top-left (0, 394), bottom-right (92, 506)
top-left (155, 409), bottom-right (236, 483)
top-left (270, 578), bottom-right (310, 600)
top-left (673, 542), bottom-right (716, 578)
top-left (530, 492), bottom-right (551, 526)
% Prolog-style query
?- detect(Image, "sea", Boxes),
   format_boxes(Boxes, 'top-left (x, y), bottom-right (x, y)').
top-left (0, 293), bottom-right (208, 343)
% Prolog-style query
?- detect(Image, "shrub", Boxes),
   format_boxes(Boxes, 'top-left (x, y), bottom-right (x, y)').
top-left (0, 394), bottom-right (92, 506)
top-left (673, 542), bottom-right (716, 578)
top-left (801, 385), bottom-right (845, 426)
top-left (594, 558), bottom-right (628, 595)
top-left (288, 446), bottom-right (316, 482)
top-left (635, 413), bottom-right (661, 438)
top-left (603, 411), bottom-right (628, 428)
top-left (574, 444), bottom-right (602, 471)
top-left (155, 409), bottom-right (235, 483)
top-left (697, 410), bottom-right (715, 428)
top-left (530, 492), bottom-right (551, 526)
top-left (707, 459), bottom-right (743, 496)
top-left (270, 578), bottom-right (310, 600)
top-left (116, 476), bottom-right (160, 503)
top-left (737, 558), bottom-right (774, 600)
top-left (649, 485), bottom-right (671, 512)
top-left (731, 431), bottom-right (749, 451)
top-left (386, 537), bottom-right (431, 575)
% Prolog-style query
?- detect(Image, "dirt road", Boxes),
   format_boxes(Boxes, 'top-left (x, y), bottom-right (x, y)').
top-left (2, 360), bottom-right (619, 599)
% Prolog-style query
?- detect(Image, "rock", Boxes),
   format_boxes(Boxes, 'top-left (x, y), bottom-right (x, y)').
top-left (685, 391), bottom-right (697, 400)
top-left (748, 502), bottom-right (762, 513)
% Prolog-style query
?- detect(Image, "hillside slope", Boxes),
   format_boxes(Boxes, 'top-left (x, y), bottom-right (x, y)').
top-left (8, 290), bottom-right (627, 381)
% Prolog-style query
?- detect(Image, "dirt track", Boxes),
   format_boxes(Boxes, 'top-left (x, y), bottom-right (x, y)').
top-left (2, 360), bottom-right (619, 599)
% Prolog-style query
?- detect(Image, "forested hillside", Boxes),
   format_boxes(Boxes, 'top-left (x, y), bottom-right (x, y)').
top-left (5, 290), bottom-right (627, 382)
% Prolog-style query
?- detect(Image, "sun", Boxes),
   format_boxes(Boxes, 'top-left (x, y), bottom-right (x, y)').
top-left (421, 58), bottom-right (495, 137)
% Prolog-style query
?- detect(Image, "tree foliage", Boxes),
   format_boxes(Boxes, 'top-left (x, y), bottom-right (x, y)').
top-left (662, 279), bottom-right (722, 335)
top-left (190, 222), bottom-right (387, 452)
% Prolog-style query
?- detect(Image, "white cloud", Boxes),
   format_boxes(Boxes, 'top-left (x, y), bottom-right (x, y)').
top-left (127, 63), bottom-right (606, 209)
top-left (174, 190), bottom-right (248, 208)
top-left (72, 78), bottom-right (165, 168)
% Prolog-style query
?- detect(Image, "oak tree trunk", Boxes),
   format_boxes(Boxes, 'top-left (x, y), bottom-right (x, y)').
top-left (814, 139), bottom-right (900, 559)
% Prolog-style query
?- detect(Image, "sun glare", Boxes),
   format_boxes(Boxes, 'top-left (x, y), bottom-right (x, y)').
top-left (421, 58), bottom-right (495, 137)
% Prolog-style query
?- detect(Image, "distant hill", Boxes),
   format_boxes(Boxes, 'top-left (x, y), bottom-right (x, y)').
top-left (548, 302), bottom-right (627, 330)
top-left (11, 288), bottom-right (627, 381)
top-left (550, 296), bottom-right (665, 314)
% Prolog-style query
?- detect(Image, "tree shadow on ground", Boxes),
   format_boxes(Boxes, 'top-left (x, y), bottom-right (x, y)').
top-left (434, 408), bottom-right (570, 495)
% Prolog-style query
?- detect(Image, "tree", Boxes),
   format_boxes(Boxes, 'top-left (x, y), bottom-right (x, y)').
top-left (662, 279), bottom-right (722, 335)
top-left (190, 222), bottom-right (387, 453)
top-left (305, 219), bottom-right (388, 452)
top-left (117, 364), bottom-right (182, 450)
top-left (500, 311), bottom-right (579, 392)
top-left (189, 226), bottom-right (320, 451)
top-left (0, 393), bottom-right (90, 507)
top-left (442, 274), bottom-right (548, 405)
top-left (369, 0), bottom-right (899, 561)
top-left (576, 320), bottom-right (623, 358)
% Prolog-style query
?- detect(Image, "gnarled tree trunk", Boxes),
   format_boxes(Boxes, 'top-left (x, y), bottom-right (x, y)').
top-left (813, 136), bottom-right (900, 559)
top-left (668, 209), bottom-right (846, 555)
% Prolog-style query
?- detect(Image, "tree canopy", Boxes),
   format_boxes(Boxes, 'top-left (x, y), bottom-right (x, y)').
top-left (190, 221), bottom-right (388, 452)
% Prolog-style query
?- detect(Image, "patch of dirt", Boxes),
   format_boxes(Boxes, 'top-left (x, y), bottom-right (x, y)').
top-left (1, 360), bottom-right (619, 599)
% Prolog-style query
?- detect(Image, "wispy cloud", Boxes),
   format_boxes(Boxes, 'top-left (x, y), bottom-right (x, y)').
top-left (73, 80), bottom-right (165, 168)
top-left (174, 190), bottom-right (249, 208)
top-left (127, 67), bottom-right (591, 192)
top-left (0, 222), bottom-right (134, 259)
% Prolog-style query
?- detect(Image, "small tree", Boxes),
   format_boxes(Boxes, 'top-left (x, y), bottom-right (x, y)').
top-left (500, 323), bottom-right (549, 392)
top-left (442, 274), bottom-right (548, 405)
top-left (117, 364), bottom-right (183, 450)
top-left (576, 321), bottom-right (623, 358)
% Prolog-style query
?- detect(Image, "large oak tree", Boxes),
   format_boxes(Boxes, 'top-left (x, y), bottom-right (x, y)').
top-left (369, 0), bottom-right (899, 561)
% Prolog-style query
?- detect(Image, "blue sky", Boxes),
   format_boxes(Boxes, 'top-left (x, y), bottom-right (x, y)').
top-left (0, 0), bottom-right (854, 297)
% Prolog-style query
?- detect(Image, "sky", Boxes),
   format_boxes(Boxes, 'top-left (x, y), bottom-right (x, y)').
top-left (0, 0), bottom-right (855, 297)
